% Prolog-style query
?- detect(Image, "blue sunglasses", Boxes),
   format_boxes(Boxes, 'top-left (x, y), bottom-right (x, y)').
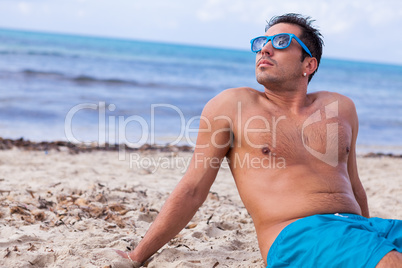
top-left (250, 33), bottom-right (312, 57)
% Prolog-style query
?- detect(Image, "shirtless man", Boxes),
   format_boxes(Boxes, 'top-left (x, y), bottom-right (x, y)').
top-left (116, 13), bottom-right (402, 267)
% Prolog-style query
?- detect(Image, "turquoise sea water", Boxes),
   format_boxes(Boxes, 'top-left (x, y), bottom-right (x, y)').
top-left (0, 28), bottom-right (401, 153)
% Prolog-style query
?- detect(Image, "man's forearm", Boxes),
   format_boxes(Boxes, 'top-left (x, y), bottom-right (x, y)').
top-left (128, 182), bottom-right (203, 263)
top-left (359, 197), bottom-right (370, 218)
top-left (356, 189), bottom-right (370, 218)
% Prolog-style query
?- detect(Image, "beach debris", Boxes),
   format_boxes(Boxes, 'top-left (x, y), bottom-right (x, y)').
top-left (26, 189), bottom-right (35, 198)
top-left (74, 198), bottom-right (89, 207)
top-left (112, 187), bottom-right (136, 194)
top-left (44, 247), bottom-right (54, 253)
top-left (363, 152), bottom-right (402, 158)
top-left (208, 191), bottom-right (220, 201)
top-left (40, 224), bottom-right (50, 231)
top-left (50, 182), bottom-right (61, 188)
top-left (4, 189), bottom-right (137, 228)
top-left (185, 223), bottom-right (197, 229)
top-left (54, 219), bottom-right (65, 226)
top-left (32, 209), bottom-right (46, 221)
top-left (38, 196), bottom-right (54, 209)
top-left (139, 144), bottom-right (152, 151)
top-left (95, 193), bottom-right (108, 203)
top-left (2, 246), bottom-right (19, 259)
top-left (175, 244), bottom-right (191, 250)
top-left (149, 208), bottom-right (159, 213)
top-left (4, 247), bottom-right (11, 258)
top-left (22, 215), bottom-right (36, 224)
top-left (138, 190), bottom-right (147, 197)
top-left (138, 210), bottom-right (158, 223)
top-left (207, 214), bottom-right (214, 225)
top-left (27, 243), bottom-right (37, 252)
top-left (80, 204), bottom-right (104, 218)
top-left (105, 213), bottom-right (125, 228)
top-left (10, 205), bottom-right (31, 216)
top-left (0, 190), bottom-right (11, 196)
top-left (107, 203), bottom-right (128, 215)
top-left (139, 168), bottom-right (153, 175)
top-left (0, 137), bottom-right (194, 154)
top-left (5, 185), bottom-right (136, 227)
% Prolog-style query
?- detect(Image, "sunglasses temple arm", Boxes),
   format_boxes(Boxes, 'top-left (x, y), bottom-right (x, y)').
top-left (294, 36), bottom-right (312, 57)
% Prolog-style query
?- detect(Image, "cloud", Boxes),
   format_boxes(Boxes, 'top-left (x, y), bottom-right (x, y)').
top-left (196, 0), bottom-right (402, 35)
top-left (76, 9), bottom-right (86, 18)
top-left (17, 1), bottom-right (31, 14)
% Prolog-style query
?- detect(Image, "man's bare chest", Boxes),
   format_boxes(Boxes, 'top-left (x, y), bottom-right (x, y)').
top-left (232, 108), bottom-right (352, 165)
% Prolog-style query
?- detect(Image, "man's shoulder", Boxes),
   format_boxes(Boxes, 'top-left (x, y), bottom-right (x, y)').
top-left (202, 87), bottom-right (261, 117)
top-left (311, 91), bottom-right (356, 108)
top-left (218, 87), bottom-right (261, 99)
top-left (311, 91), bottom-right (358, 125)
top-left (207, 87), bottom-right (261, 105)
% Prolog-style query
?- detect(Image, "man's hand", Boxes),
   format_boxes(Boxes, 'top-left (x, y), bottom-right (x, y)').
top-left (113, 249), bottom-right (142, 268)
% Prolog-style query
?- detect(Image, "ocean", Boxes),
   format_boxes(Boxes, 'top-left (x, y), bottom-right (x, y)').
top-left (0, 28), bottom-right (401, 154)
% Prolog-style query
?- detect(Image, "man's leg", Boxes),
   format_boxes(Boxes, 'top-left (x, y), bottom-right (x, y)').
top-left (376, 251), bottom-right (402, 268)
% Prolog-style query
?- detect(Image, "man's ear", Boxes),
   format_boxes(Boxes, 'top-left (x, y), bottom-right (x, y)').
top-left (304, 57), bottom-right (318, 76)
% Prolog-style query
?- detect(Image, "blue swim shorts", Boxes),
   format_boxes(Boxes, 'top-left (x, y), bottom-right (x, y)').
top-left (267, 213), bottom-right (402, 268)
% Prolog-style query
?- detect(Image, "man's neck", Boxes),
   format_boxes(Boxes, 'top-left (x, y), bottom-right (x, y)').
top-left (263, 84), bottom-right (311, 114)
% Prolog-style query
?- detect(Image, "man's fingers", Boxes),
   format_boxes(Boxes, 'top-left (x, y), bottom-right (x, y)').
top-left (112, 249), bottom-right (142, 268)
top-left (113, 249), bottom-right (129, 259)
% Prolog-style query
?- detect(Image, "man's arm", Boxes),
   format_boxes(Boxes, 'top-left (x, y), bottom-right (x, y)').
top-left (124, 92), bottom-right (233, 264)
top-left (344, 97), bottom-right (370, 218)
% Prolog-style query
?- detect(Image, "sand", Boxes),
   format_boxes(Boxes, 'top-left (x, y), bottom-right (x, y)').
top-left (0, 148), bottom-right (401, 267)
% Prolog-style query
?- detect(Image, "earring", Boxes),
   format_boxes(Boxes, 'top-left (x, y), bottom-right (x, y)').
top-left (303, 73), bottom-right (307, 77)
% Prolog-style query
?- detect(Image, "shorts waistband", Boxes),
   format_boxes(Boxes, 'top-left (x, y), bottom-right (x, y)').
top-left (333, 213), bottom-right (367, 220)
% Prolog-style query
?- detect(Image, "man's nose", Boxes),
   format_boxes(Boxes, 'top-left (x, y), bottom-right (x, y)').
top-left (260, 40), bottom-right (274, 55)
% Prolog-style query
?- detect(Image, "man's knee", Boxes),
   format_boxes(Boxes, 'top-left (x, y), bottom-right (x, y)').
top-left (376, 250), bottom-right (402, 268)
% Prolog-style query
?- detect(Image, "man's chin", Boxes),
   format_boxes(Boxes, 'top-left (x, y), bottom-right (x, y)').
top-left (256, 74), bottom-right (277, 87)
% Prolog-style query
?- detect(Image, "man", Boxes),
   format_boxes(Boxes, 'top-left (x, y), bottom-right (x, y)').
top-left (116, 13), bottom-right (402, 267)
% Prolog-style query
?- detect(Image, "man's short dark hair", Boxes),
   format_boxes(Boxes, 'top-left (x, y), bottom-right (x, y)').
top-left (266, 13), bottom-right (324, 82)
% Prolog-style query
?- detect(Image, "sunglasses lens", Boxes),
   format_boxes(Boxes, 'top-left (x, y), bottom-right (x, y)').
top-left (252, 37), bottom-right (267, 52)
top-left (273, 34), bottom-right (290, 49)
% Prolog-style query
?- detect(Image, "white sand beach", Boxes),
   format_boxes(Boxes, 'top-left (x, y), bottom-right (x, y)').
top-left (0, 148), bottom-right (401, 267)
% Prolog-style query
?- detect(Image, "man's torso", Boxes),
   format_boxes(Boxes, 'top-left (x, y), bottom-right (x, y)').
top-left (223, 87), bottom-right (362, 261)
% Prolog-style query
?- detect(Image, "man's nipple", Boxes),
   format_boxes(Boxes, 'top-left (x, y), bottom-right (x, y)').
top-left (262, 147), bottom-right (271, 155)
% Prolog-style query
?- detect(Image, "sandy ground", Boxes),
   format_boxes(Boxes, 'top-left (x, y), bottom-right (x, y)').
top-left (0, 148), bottom-right (401, 268)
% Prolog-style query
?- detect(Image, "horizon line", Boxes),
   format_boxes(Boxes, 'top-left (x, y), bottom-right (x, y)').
top-left (1, 26), bottom-right (402, 68)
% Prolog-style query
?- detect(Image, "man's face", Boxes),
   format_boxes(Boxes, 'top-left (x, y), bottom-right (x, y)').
top-left (255, 23), bottom-right (305, 87)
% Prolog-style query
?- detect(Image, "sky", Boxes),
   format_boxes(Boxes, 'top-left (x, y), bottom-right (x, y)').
top-left (1, 0), bottom-right (402, 65)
